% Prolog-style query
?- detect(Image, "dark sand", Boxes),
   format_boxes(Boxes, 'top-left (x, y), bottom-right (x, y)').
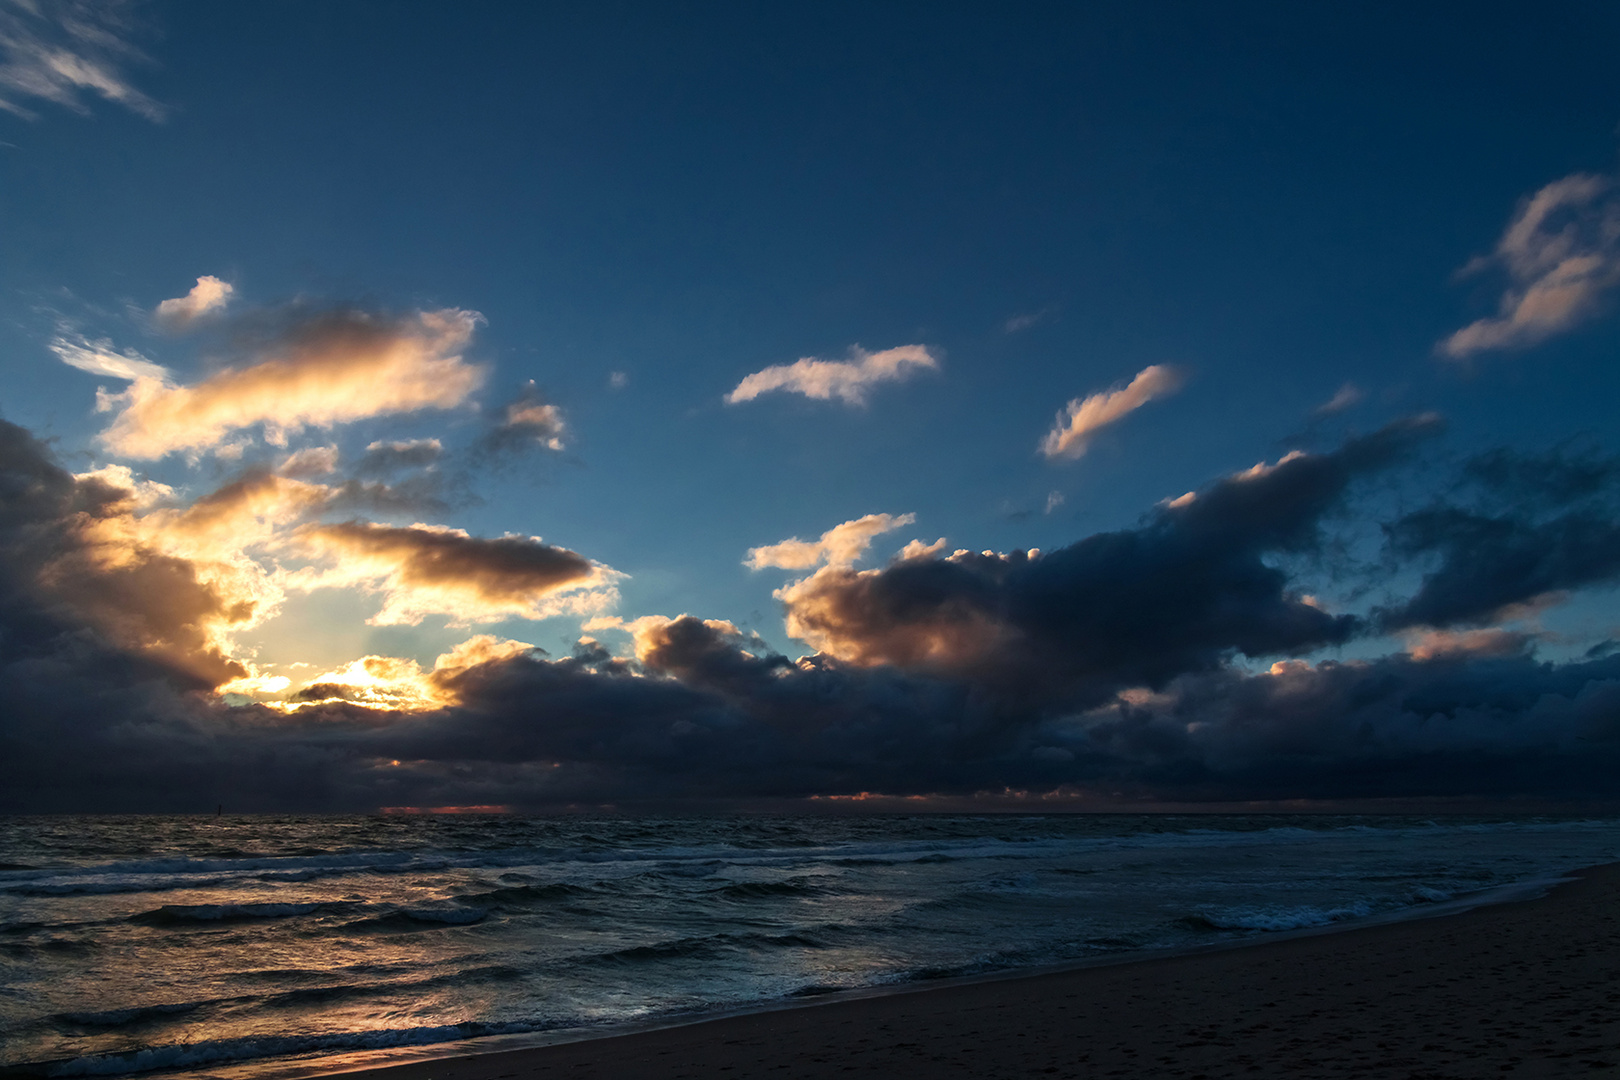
top-left (328, 864), bottom-right (1620, 1080)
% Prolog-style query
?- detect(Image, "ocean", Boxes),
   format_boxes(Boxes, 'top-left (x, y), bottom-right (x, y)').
top-left (1, 813), bottom-right (1616, 1078)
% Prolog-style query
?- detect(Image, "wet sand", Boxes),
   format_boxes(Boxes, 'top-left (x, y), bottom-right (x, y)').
top-left (325, 863), bottom-right (1620, 1080)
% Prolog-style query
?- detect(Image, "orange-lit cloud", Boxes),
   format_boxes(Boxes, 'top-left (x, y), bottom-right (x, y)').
top-left (624, 614), bottom-right (748, 665)
top-left (1404, 628), bottom-right (1534, 661)
top-left (725, 344), bottom-right (938, 406)
top-left (1040, 364), bottom-right (1183, 460)
top-left (273, 635), bottom-right (537, 711)
top-left (287, 521), bottom-right (619, 626)
top-left (99, 308), bottom-right (486, 459)
top-left (155, 276), bottom-right (233, 329)
top-left (746, 512), bottom-right (916, 571)
top-left (1440, 172), bottom-right (1620, 358)
top-left (15, 458), bottom-right (306, 687)
top-left (775, 559), bottom-right (1013, 668)
top-left (71, 468), bottom-right (335, 682)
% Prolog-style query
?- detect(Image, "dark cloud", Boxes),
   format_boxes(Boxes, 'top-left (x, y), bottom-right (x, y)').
top-left (1380, 447), bottom-right (1620, 629)
top-left (1382, 507), bottom-right (1620, 629)
top-left (6, 415), bottom-right (1620, 812)
top-left (300, 521), bottom-right (594, 595)
top-left (778, 418), bottom-right (1439, 706)
top-left (0, 419), bottom-right (247, 687)
top-left (291, 520), bottom-right (608, 625)
top-left (324, 475), bottom-right (456, 517)
top-left (473, 383), bottom-right (567, 461)
top-left (354, 439), bottom-right (444, 478)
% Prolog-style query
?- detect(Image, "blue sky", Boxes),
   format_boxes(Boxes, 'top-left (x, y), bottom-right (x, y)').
top-left (3, 1), bottom-right (1620, 809)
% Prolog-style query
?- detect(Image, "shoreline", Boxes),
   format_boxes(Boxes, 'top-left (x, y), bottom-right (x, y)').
top-left (139, 861), bottom-right (1616, 1080)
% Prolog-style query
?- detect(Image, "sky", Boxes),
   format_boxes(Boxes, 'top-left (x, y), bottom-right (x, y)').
top-left (3, 0), bottom-right (1620, 812)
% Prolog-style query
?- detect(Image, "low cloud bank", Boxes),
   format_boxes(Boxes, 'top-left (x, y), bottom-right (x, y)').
top-left (3, 416), bottom-right (1619, 811)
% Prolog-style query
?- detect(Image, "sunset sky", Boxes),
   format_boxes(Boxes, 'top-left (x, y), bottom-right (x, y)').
top-left (3, 1), bottom-right (1620, 811)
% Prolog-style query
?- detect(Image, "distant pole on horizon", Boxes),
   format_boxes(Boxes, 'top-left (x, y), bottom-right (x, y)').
top-left (216, 804), bottom-right (222, 817)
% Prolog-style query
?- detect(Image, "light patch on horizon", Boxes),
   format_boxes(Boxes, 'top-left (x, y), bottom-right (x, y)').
top-left (155, 276), bottom-right (233, 330)
top-left (746, 512), bottom-right (916, 571)
top-left (0, 0), bottom-right (165, 121)
top-left (1040, 364), bottom-right (1184, 460)
top-left (1439, 172), bottom-right (1620, 358)
top-left (286, 521), bottom-right (621, 627)
top-left (51, 331), bottom-right (170, 382)
top-left (725, 344), bottom-right (939, 406)
top-left (98, 308), bottom-right (486, 459)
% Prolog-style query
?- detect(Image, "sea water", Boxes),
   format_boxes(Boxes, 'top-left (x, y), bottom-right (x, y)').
top-left (1, 814), bottom-right (1616, 1078)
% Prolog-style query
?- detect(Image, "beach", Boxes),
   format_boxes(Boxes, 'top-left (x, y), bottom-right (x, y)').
top-left (323, 864), bottom-right (1620, 1080)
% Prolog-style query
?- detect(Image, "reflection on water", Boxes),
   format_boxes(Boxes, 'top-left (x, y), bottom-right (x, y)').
top-left (0, 813), bottom-right (1615, 1077)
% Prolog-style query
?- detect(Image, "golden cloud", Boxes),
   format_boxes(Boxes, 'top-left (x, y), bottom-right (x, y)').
top-left (1040, 364), bottom-right (1183, 460)
top-left (775, 561), bottom-right (1012, 668)
top-left (65, 468), bottom-right (336, 686)
top-left (274, 635), bottom-right (537, 712)
top-left (745, 512), bottom-right (916, 571)
top-left (99, 308), bottom-right (486, 459)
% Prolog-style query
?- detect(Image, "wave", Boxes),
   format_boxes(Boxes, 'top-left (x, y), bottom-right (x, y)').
top-left (1180, 900), bottom-right (1377, 933)
top-left (14, 1021), bottom-right (542, 1077)
top-left (340, 906), bottom-right (489, 932)
top-left (54, 1003), bottom-right (200, 1028)
top-left (580, 928), bottom-right (830, 968)
top-left (453, 882), bottom-right (593, 907)
top-left (708, 877), bottom-right (825, 900)
top-left (130, 902), bottom-right (335, 925)
top-left (5, 816), bottom-right (1561, 902)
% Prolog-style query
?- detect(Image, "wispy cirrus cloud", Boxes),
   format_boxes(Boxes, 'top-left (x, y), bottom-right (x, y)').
top-left (1003, 306), bottom-right (1057, 334)
top-left (0, 0), bottom-right (165, 121)
top-left (1039, 364), bottom-right (1183, 460)
top-left (50, 330), bottom-right (170, 381)
top-left (1439, 172), bottom-right (1620, 358)
top-left (1314, 382), bottom-right (1364, 416)
top-left (746, 512), bottom-right (916, 571)
top-left (155, 276), bottom-right (233, 330)
top-left (99, 307), bottom-right (487, 459)
top-left (725, 344), bottom-right (938, 406)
